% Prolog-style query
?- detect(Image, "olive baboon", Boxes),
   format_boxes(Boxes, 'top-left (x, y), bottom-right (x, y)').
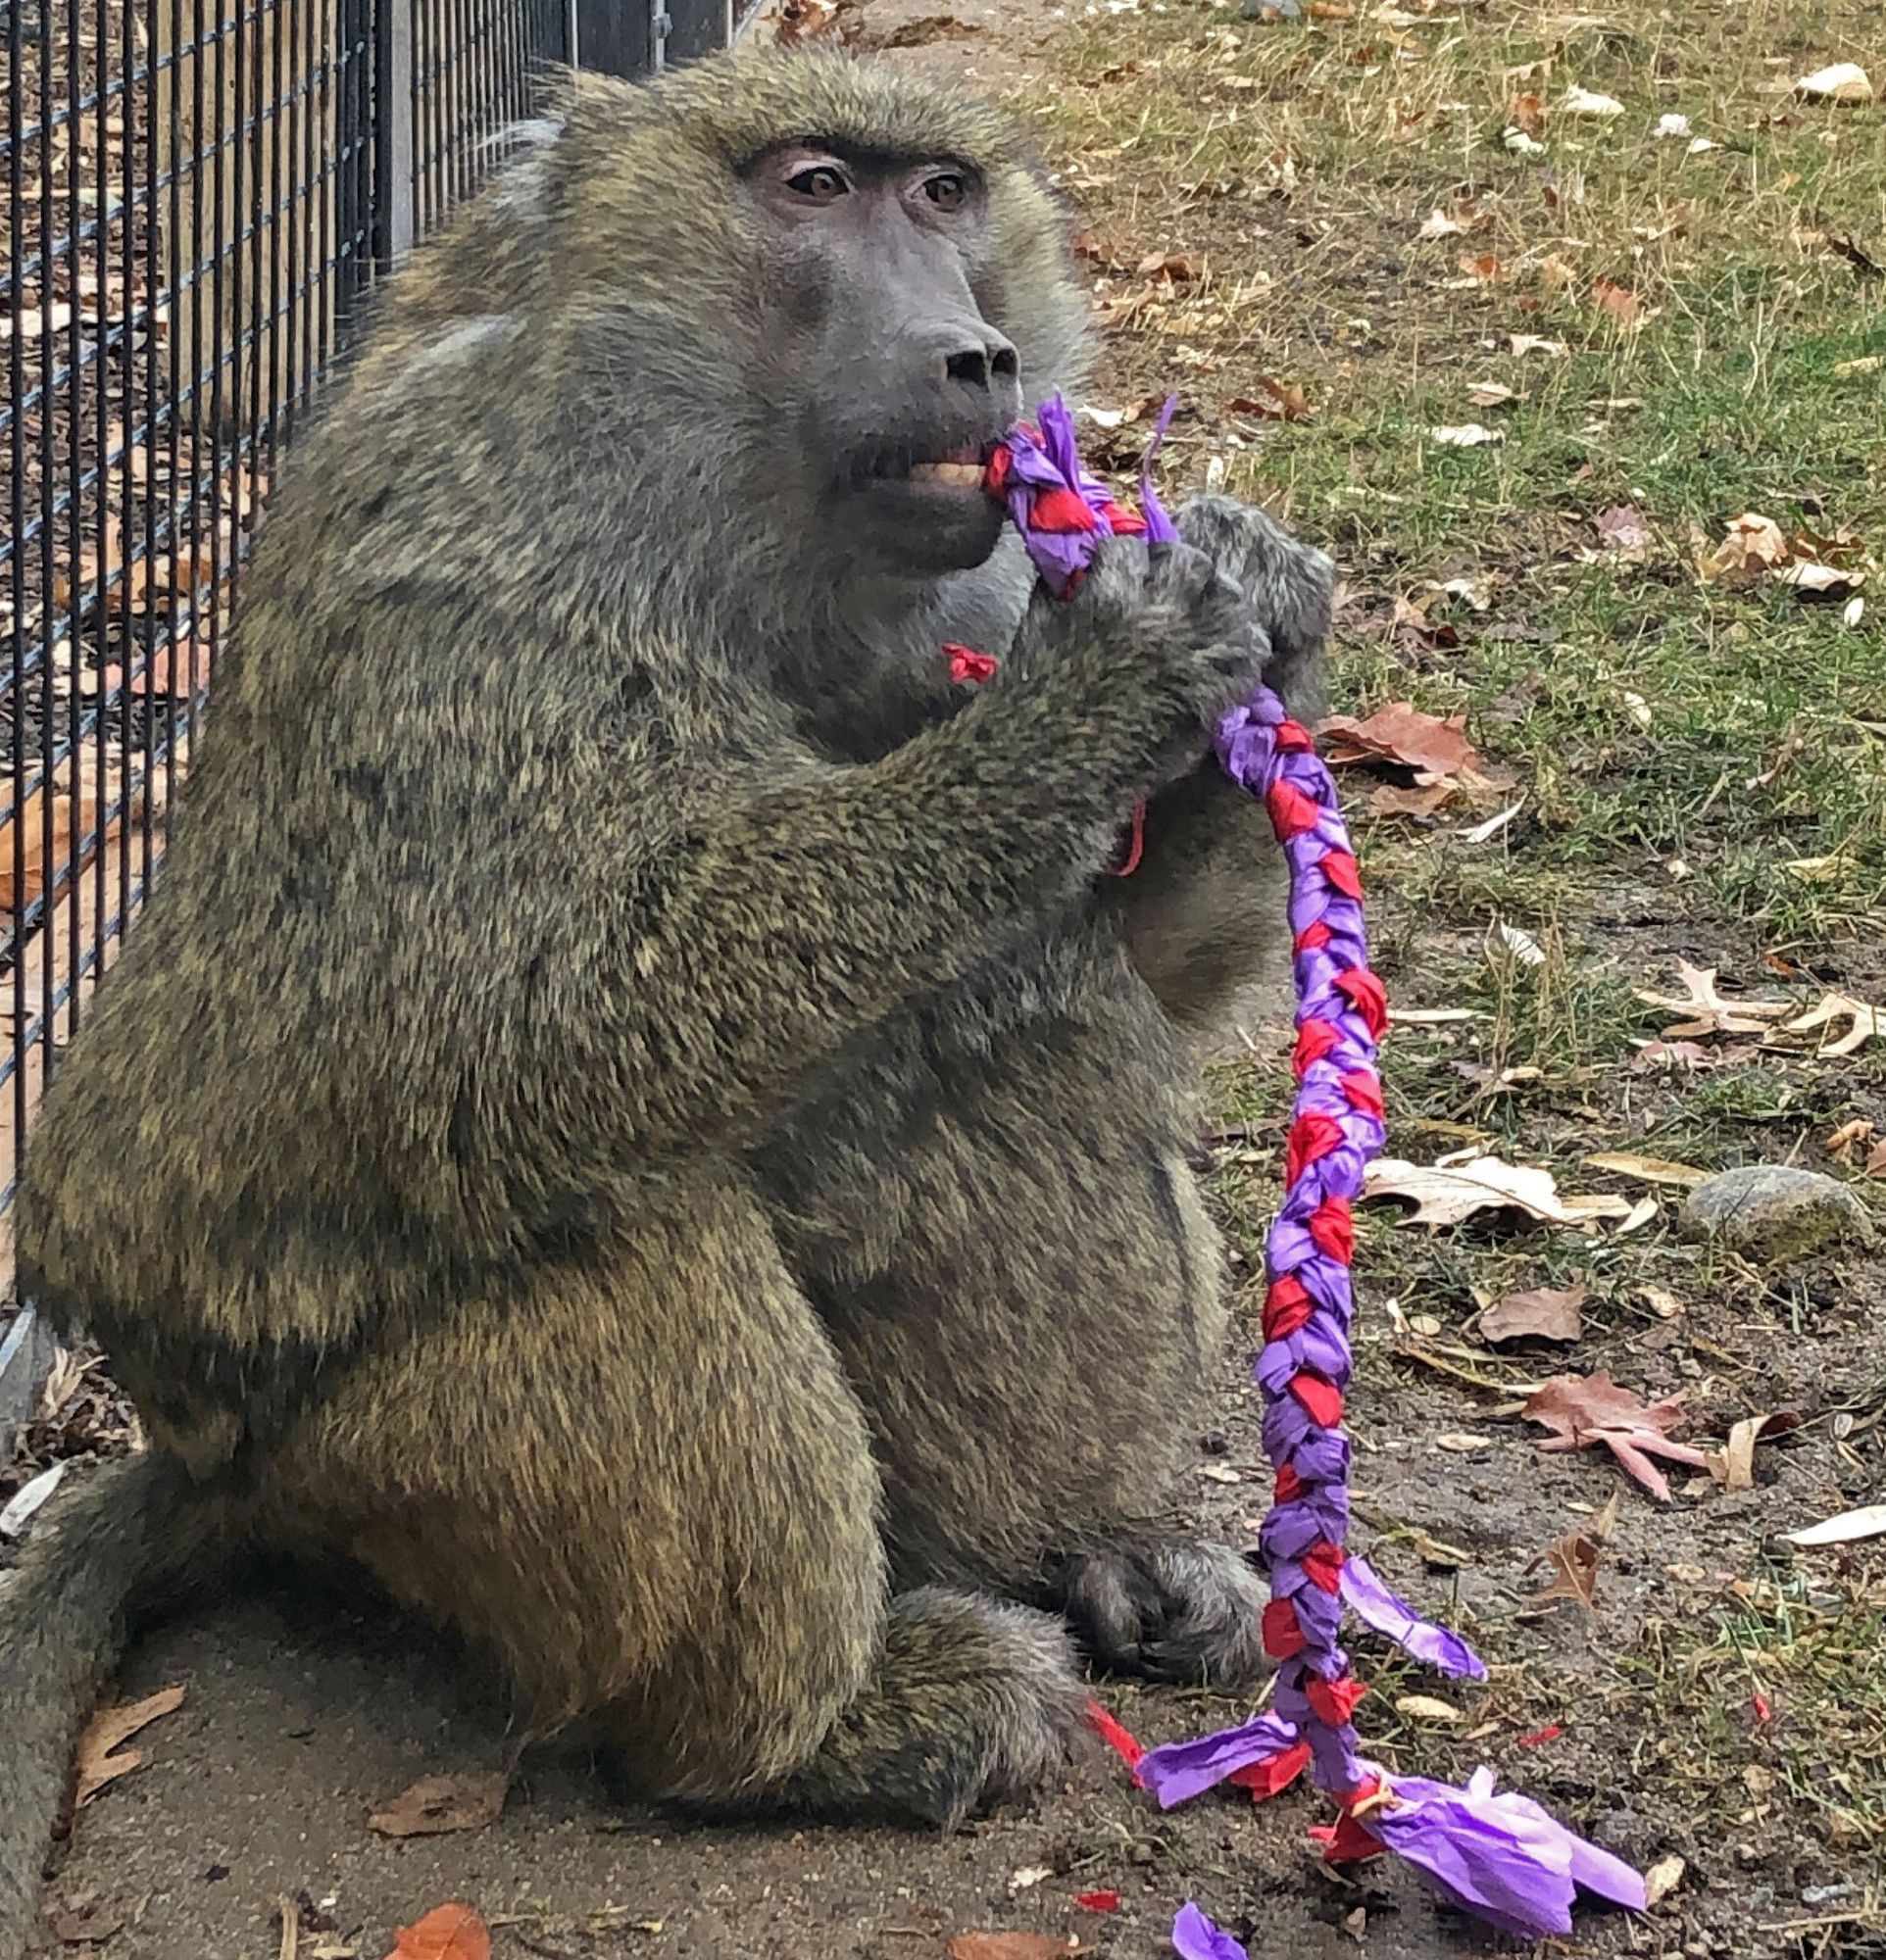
top-left (0, 49), bottom-right (1335, 1952)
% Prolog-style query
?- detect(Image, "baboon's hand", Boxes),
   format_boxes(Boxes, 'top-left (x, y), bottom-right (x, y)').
top-left (1015, 536), bottom-right (1271, 777)
top-left (1172, 493), bottom-right (1335, 709)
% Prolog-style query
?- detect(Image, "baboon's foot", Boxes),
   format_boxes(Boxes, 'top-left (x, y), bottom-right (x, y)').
top-left (776, 1586), bottom-right (1091, 1830)
top-left (650, 1586), bottom-right (1089, 1831)
top-left (1055, 1538), bottom-right (1272, 1690)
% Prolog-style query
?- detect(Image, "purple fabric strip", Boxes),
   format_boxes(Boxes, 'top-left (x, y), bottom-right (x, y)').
top-left (994, 394), bottom-right (1644, 1944)
top-left (1340, 1557), bottom-right (1489, 1682)
top-left (1171, 1901), bottom-right (1250, 1960)
top-left (1136, 1711), bottom-right (1301, 1810)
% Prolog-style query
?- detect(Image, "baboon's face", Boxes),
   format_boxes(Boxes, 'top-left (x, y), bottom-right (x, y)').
top-left (743, 141), bottom-right (1024, 579)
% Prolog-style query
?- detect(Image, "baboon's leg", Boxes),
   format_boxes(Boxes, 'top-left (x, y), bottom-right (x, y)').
top-left (801, 979), bottom-right (1271, 1689)
top-left (263, 1177), bottom-right (1083, 1819)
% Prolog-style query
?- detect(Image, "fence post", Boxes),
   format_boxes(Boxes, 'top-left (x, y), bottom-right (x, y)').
top-left (373, 0), bottom-right (416, 265)
top-left (665, 0), bottom-right (729, 63)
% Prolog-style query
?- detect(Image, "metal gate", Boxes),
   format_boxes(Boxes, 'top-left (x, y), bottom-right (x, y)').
top-left (0, 0), bottom-right (738, 1425)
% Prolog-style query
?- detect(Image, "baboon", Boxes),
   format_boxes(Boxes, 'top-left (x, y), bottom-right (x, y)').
top-left (0, 48), bottom-right (1335, 1952)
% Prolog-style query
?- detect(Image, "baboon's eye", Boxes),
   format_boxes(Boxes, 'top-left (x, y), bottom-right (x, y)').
top-left (788, 164), bottom-right (850, 202)
top-left (922, 172), bottom-right (968, 212)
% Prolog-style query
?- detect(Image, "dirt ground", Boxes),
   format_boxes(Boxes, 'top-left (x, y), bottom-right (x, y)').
top-left (8, 0), bottom-right (1886, 1956)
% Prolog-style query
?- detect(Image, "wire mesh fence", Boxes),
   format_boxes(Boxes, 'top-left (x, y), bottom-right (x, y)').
top-left (0, 0), bottom-right (623, 1285)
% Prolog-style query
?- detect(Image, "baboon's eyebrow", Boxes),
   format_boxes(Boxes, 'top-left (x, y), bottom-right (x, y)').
top-left (738, 136), bottom-right (977, 175)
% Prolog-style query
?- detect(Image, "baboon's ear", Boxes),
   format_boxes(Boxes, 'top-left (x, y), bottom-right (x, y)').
top-left (1171, 494), bottom-right (1334, 712)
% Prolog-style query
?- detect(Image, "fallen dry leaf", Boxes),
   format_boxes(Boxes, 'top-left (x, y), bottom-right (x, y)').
top-left (1796, 61), bottom-right (1873, 103)
top-left (1777, 559), bottom-right (1866, 596)
top-left (1533, 1527), bottom-right (1601, 1608)
top-left (1395, 1694), bottom-right (1464, 1723)
top-left (1781, 990), bottom-right (1881, 1056)
top-left (1365, 1155), bottom-right (1634, 1231)
top-left (1655, 112), bottom-right (1693, 139)
top-left (1465, 379), bottom-right (1518, 408)
top-left (1368, 782), bottom-right (1456, 819)
top-left (383, 1905), bottom-right (490, 1960)
top-left (1431, 422), bottom-right (1503, 448)
top-left (1481, 1281), bottom-right (1586, 1345)
top-left (1318, 703), bottom-right (1478, 781)
top-left (370, 1772), bottom-right (509, 1838)
top-left (74, 1685), bottom-right (187, 1807)
top-left (1866, 1139), bottom-right (1886, 1180)
top-left (1592, 504), bottom-right (1653, 561)
top-left (1788, 1503), bottom-right (1886, 1547)
top-left (947, 1936), bottom-right (1088, 1960)
top-left (1699, 512), bottom-right (1792, 585)
top-left (1493, 920), bottom-right (1545, 966)
top-left (1508, 90), bottom-right (1546, 136)
top-left (1510, 332), bottom-right (1568, 358)
top-left (1712, 1412), bottom-right (1797, 1492)
top-left (47, 1897), bottom-right (125, 1946)
top-left (1419, 207), bottom-right (1466, 239)
top-left (1137, 250), bottom-right (1206, 283)
top-left (1644, 1853), bottom-right (1687, 1907)
top-left (1582, 1151), bottom-right (1709, 1189)
top-left (1523, 1373), bottom-right (1711, 1501)
top-left (1455, 251), bottom-right (1506, 285)
top-left (1224, 376), bottom-right (1313, 421)
top-left (1591, 275), bottom-right (1646, 326)
top-left (1435, 1432), bottom-right (1495, 1452)
top-left (1826, 1118), bottom-right (1876, 1160)
top-left (1635, 961), bottom-right (1790, 1039)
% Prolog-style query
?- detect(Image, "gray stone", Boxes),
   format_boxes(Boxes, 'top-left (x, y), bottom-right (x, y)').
top-left (1678, 1164), bottom-right (1875, 1263)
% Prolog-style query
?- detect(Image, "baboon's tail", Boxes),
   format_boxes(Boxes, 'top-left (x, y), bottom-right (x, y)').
top-left (0, 1450), bottom-right (214, 1960)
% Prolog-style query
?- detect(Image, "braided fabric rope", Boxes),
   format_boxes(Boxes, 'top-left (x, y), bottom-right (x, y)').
top-left (972, 396), bottom-right (1648, 1948)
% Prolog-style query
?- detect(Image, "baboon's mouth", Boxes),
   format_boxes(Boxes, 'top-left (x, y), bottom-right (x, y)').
top-left (866, 442), bottom-right (994, 490)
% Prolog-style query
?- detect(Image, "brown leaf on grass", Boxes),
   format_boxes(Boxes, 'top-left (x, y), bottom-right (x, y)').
top-left (370, 1772), bottom-right (509, 1838)
top-left (1634, 961), bottom-right (1790, 1039)
top-left (1781, 990), bottom-right (1882, 1056)
top-left (1826, 1118), bottom-right (1876, 1160)
top-left (1137, 250), bottom-right (1205, 283)
top-left (1369, 782), bottom-right (1456, 819)
top-left (948, 1937), bottom-right (1089, 1960)
top-left (1698, 512), bottom-right (1792, 585)
top-left (46, 1898), bottom-right (125, 1946)
top-left (1455, 251), bottom-right (1506, 285)
top-left (1581, 1151), bottom-right (1709, 1188)
top-left (1318, 704), bottom-right (1477, 781)
top-left (1630, 1038), bottom-right (1754, 1072)
top-left (1509, 89), bottom-right (1546, 136)
top-left (1865, 1138), bottom-right (1886, 1180)
top-left (1224, 376), bottom-right (1313, 421)
top-left (1365, 1155), bottom-right (1634, 1230)
top-left (384, 1905), bottom-right (490, 1960)
top-left (74, 1685), bottom-right (186, 1807)
top-left (1592, 504), bottom-right (1652, 561)
top-left (1532, 1527), bottom-right (1601, 1608)
top-left (1522, 1373), bottom-right (1711, 1501)
top-left (1592, 275), bottom-right (1646, 326)
top-left (1481, 1281), bottom-right (1586, 1345)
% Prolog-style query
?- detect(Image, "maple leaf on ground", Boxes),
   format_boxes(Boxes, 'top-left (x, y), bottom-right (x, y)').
top-left (1591, 504), bottom-right (1652, 562)
top-left (1522, 1372), bottom-right (1711, 1500)
top-left (1318, 703), bottom-right (1478, 782)
top-left (1699, 512), bottom-right (1792, 585)
top-left (1634, 961), bottom-right (1790, 1039)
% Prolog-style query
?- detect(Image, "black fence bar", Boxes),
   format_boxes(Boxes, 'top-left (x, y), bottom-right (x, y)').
top-left (0, 0), bottom-right (727, 1305)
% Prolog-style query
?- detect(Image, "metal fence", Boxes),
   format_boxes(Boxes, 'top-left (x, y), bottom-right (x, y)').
top-left (0, 0), bottom-right (737, 1308)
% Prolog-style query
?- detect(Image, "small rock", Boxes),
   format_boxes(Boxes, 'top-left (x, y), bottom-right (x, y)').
top-left (1678, 1164), bottom-right (1874, 1262)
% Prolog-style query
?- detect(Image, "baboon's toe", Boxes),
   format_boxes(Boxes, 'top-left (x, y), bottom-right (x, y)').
top-left (1059, 1539), bottom-right (1272, 1691)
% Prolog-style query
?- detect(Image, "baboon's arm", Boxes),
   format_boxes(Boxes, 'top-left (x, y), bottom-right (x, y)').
top-left (1102, 765), bottom-right (1288, 1036)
